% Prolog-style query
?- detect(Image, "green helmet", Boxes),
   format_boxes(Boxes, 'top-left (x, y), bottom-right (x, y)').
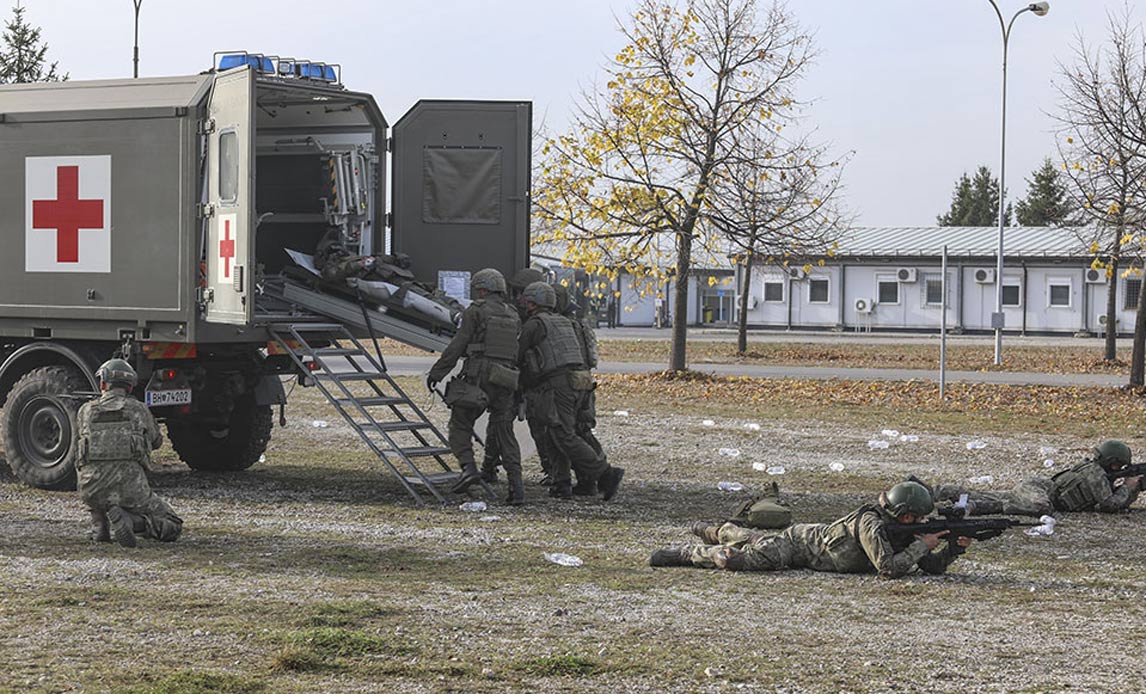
top-left (471, 268), bottom-right (507, 295)
top-left (96, 358), bottom-right (137, 389)
top-left (522, 281), bottom-right (556, 309)
top-left (554, 284), bottom-right (571, 314)
top-left (508, 267), bottom-right (545, 291)
top-left (880, 481), bottom-right (934, 518)
top-left (1093, 439), bottom-right (1131, 470)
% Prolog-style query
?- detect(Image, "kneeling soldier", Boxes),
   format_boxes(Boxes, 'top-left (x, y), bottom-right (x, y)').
top-left (78, 359), bottom-right (183, 547)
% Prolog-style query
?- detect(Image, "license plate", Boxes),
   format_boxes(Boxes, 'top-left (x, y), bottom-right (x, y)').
top-left (145, 389), bottom-right (192, 407)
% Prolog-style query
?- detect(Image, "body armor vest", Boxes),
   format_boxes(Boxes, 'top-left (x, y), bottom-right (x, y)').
top-left (83, 407), bottom-right (138, 462)
top-left (534, 313), bottom-right (584, 374)
top-left (570, 316), bottom-right (599, 368)
top-left (1051, 462), bottom-right (1102, 510)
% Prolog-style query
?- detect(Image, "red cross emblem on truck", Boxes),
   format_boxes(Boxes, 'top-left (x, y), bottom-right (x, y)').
top-left (220, 218), bottom-right (235, 278)
top-left (31, 166), bottom-right (105, 263)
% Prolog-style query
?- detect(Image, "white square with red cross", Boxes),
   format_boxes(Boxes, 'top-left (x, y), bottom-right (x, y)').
top-left (25, 155), bottom-right (112, 273)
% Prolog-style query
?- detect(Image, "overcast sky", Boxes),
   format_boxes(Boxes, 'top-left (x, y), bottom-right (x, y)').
top-left (18, 0), bottom-right (1134, 227)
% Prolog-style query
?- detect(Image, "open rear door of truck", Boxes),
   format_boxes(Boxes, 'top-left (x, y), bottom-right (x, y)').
top-left (390, 100), bottom-right (532, 294)
top-left (204, 66), bottom-right (255, 325)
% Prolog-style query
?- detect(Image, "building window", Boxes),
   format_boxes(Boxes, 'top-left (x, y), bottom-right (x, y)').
top-left (763, 281), bottom-right (784, 302)
top-left (809, 278), bottom-right (830, 303)
top-left (1002, 280), bottom-right (1022, 307)
top-left (877, 275), bottom-right (899, 305)
top-left (1048, 278), bottom-right (1072, 308)
top-left (923, 273), bottom-right (944, 306)
top-left (1125, 278), bottom-right (1142, 311)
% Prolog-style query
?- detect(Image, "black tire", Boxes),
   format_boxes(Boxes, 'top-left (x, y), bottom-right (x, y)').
top-left (2, 366), bottom-right (87, 490)
top-left (166, 396), bottom-right (272, 472)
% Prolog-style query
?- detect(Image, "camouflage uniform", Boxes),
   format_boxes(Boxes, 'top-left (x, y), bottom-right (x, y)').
top-left (679, 505), bottom-right (959, 578)
top-left (313, 228), bottom-right (461, 321)
top-left (554, 285), bottom-right (606, 491)
top-left (518, 309), bottom-right (610, 497)
top-left (429, 293), bottom-right (523, 498)
top-left (935, 457), bottom-right (1140, 516)
top-left (76, 390), bottom-right (182, 542)
top-left (506, 269), bottom-right (553, 483)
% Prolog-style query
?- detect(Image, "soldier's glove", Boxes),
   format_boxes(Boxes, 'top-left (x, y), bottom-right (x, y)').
top-left (516, 400), bottom-right (527, 422)
top-left (362, 257), bottom-right (377, 272)
top-left (426, 376), bottom-right (438, 393)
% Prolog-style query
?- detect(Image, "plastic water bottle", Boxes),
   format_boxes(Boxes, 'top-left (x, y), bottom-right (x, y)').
top-left (311, 420), bottom-right (329, 428)
top-left (968, 475), bottom-right (994, 485)
top-left (1024, 516), bottom-right (1057, 536)
top-left (966, 440), bottom-right (988, 450)
top-left (718, 447), bottom-right (741, 458)
top-left (744, 423), bottom-right (761, 431)
top-left (701, 419), bottom-right (716, 427)
top-left (766, 466), bottom-right (786, 476)
top-left (458, 501), bottom-right (487, 512)
top-left (1043, 459), bottom-right (1055, 468)
top-left (829, 462), bottom-right (845, 472)
top-left (881, 429), bottom-right (900, 438)
top-left (752, 462), bottom-right (767, 472)
top-left (613, 410), bottom-right (630, 417)
top-left (868, 440), bottom-right (890, 450)
top-left (717, 481), bottom-right (744, 492)
top-left (899, 434), bottom-right (919, 443)
top-left (544, 553), bottom-right (583, 567)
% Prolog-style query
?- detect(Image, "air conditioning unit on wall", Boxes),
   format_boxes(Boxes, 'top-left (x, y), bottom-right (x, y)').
top-left (854, 297), bottom-right (875, 314)
top-left (786, 267), bottom-right (807, 280)
top-left (738, 295), bottom-right (759, 309)
top-left (1098, 313), bottom-right (1119, 327)
top-left (896, 267), bottom-right (917, 283)
top-left (973, 268), bottom-right (995, 284)
top-left (1085, 267), bottom-right (1108, 284)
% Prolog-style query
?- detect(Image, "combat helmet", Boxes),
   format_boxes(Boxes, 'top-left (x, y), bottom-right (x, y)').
top-left (471, 268), bottom-right (507, 295)
top-left (879, 481), bottom-right (934, 519)
top-left (522, 281), bottom-right (556, 310)
top-left (1092, 439), bottom-right (1131, 470)
top-left (96, 358), bottom-right (137, 390)
top-left (508, 267), bottom-right (545, 291)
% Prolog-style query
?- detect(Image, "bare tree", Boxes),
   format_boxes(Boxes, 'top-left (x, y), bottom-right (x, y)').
top-left (704, 126), bottom-right (848, 353)
top-left (535, 0), bottom-right (816, 371)
top-left (1055, 6), bottom-right (1146, 377)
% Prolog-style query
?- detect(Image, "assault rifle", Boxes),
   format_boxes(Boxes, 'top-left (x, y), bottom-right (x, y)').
top-left (1106, 463), bottom-right (1146, 483)
top-left (885, 507), bottom-right (1038, 557)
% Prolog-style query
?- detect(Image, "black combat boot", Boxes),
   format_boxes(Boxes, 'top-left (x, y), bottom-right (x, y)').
top-left (506, 469), bottom-right (526, 506)
top-left (649, 547), bottom-right (692, 567)
top-left (106, 506), bottom-right (137, 548)
top-left (598, 466), bottom-right (625, 501)
top-left (690, 521), bottom-right (721, 545)
top-left (548, 481), bottom-right (573, 499)
top-left (450, 463), bottom-right (482, 494)
top-left (89, 510), bottom-right (110, 543)
top-left (481, 458), bottom-right (500, 484)
top-left (571, 478), bottom-right (597, 496)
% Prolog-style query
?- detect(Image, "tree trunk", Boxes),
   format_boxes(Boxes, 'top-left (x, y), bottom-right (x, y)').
top-left (1104, 257), bottom-right (1119, 362)
top-left (1131, 273), bottom-right (1146, 387)
top-left (737, 254), bottom-right (754, 354)
top-left (669, 231), bottom-right (693, 372)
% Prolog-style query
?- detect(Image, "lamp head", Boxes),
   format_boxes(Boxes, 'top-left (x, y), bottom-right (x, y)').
top-left (1029, 2), bottom-right (1050, 16)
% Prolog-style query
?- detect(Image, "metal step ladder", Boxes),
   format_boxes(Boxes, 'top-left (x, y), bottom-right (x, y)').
top-left (269, 322), bottom-right (493, 505)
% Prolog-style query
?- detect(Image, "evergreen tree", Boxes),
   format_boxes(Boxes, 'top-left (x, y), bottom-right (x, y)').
top-left (1014, 157), bottom-right (1071, 226)
top-left (0, 1), bottom-right (65, 84)
top-left (937, 165), bottom-right (1011, 226)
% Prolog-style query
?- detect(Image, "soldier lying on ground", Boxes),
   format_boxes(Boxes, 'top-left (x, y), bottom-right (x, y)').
top-left (77, 359), bottom-right (183, 548)
top-left (312, 227), bottom-right (462, 324)
top-left (649, 481), bottom-right (970, 578)
top-left (923, 439), bottom-right (1142, 517)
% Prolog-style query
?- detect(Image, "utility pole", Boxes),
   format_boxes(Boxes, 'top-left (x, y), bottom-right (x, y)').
top-left (132, 0), bottom-right (143, 78)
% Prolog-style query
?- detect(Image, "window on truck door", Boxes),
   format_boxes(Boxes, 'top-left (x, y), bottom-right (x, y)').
top-left (220, 131), bottom-right (239, 204)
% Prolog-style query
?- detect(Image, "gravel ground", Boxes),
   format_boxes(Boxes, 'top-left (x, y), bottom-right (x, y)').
top-left (1, 382), bottom-right (1144, 693)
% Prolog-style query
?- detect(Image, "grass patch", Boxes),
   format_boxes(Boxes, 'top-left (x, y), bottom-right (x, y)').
top-left (120, 671), bottom-right (265, 694)
top-left (269, 645), bottom-right (333, 673)
top-left (299, 600), bottom-right (392, 628)
top-left (515, 654), bottom-right (606, 677)
top-left (281, 627), bottom-right (417, 659)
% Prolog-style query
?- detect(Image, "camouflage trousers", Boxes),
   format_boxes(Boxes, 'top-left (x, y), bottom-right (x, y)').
top-left (78, 460), bottom-right (183, 542)
top-left (684, 523), bottom-right (820, 572)
top-left (934, 477), bottom-right (1054, 517)
top-left (448, 381), bottom-right (520, 476)
top-left (525, 376), bottom-right (608, 487)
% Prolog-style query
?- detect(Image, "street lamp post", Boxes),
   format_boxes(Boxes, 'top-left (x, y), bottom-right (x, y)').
top-left (985, 0), bottom-right (1048, 365)
top-left (132, 0), bottom-right (143, 78)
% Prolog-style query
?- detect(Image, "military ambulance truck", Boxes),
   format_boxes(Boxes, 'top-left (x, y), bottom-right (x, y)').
top-left (0, 53), bottom-right (530, 501)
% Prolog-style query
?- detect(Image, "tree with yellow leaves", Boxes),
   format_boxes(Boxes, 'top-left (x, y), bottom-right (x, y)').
top-left (535, 0), bottom-right (815, 371)
top-left (704, 124), bottom-right (849, 353)
top-left (1054, 6), bottom-right (1146, 374)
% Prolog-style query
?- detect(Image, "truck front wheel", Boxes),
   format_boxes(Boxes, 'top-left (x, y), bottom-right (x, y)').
top-left (166, 396), bottom-right (272, 472)
top-left (2, 366), bottom-right (87, 490)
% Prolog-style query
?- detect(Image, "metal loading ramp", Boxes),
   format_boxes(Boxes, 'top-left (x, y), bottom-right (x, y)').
top-left (268, 322), bottom-right (494, 506)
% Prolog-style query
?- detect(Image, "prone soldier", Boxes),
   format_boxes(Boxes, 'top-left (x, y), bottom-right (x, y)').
top-left (427, 269), bottom-right (525, 504)
top-left (928, 439), bottom-right (1141, 516)
top-left (650, 481), bottom-right (971, 578)
top-left (77, 359), bottom-right (183, 548)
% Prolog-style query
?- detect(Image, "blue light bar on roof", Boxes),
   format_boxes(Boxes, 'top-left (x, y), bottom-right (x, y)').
top-left (217, 52), bottom-right (274, 74)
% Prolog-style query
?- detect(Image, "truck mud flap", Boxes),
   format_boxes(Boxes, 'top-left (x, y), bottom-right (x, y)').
top-left (253, 374), bottom-right (286, 406)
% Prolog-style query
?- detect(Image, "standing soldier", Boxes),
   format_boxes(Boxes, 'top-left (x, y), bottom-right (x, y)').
top-left (427, 269), bottom-right (525, 504)
top-left (77, 359), bottom-right (183, 548)
top-left (500, 267), bottom-right (553, 485)
top-left (518, 281), bottom-right (624, 501)
top-left (554, 284), bottom-right (606, 495)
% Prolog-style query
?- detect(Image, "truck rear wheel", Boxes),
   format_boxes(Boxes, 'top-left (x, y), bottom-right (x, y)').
top-left (3, 366), bottom-right (87, 490)
top-left (166, 396), bottom-right (272, 472)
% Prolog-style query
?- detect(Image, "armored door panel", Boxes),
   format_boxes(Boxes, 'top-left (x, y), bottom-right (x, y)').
top-left (391, 101), bottom-right (531, 295)
top-left (205, 67), bottom-right (254, 325)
